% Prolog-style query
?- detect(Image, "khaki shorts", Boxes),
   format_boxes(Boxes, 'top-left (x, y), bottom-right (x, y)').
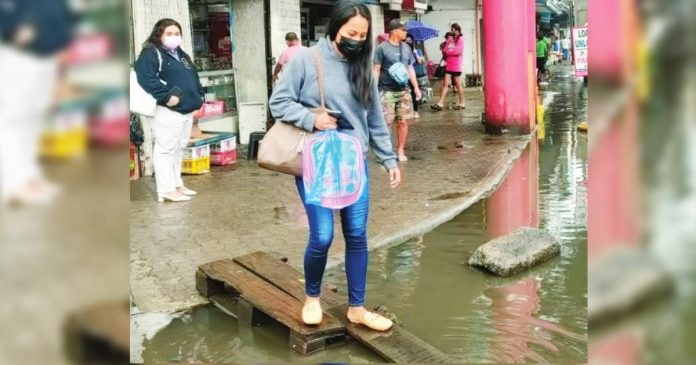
top-left (380, 90), bottom-right (412, 127)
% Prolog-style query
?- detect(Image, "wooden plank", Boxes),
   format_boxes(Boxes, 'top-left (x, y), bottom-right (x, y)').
top-left (63, 300), bottom-right (129, 364)
top-left (233, 252), bottom-right (453, 363)
top-left (196, 268), bottom-right (225, 298)
top-left (233, 251), bottom-right (344, 308)
top-left (209, 294), bottom-right (274, 327)
top-left (198, 260), bottom-right (344, 339)
top-left (325, 305), bottom-right (454, 364)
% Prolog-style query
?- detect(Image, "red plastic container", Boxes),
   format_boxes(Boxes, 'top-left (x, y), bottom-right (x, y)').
top-left (210, 149), bottom-right (237, 165)
top-left (196, 101), bottom-right (225, 118)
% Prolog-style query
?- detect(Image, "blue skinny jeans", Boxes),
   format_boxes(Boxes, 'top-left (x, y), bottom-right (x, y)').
top-left (295, 164), bottom-right (369, 307)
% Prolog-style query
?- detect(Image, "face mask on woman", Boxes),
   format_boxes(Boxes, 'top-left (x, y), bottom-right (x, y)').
top-left (337, 36), bottom-right (365, 58)
top-left (162, 35), bottom-right (182, 50)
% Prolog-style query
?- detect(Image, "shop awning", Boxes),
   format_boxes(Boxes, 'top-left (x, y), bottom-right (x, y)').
top-left (536, 0), bottom-right (566, 16)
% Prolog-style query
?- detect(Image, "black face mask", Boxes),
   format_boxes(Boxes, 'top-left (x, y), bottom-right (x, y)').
top-left (337, 37), bottom-right (365, 58)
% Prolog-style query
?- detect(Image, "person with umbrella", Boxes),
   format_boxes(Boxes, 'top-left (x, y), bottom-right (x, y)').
top-left (406, 33), bottom-right (425, 119)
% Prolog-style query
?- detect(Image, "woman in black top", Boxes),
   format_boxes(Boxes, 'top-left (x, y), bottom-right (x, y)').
top-left (135, 19), bottom-right (205, 202)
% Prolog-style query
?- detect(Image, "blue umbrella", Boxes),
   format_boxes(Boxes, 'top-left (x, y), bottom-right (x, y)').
top-left (404, 20), bottom-right (439, 42)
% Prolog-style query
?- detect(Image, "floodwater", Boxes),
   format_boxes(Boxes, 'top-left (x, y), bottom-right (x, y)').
top-left (137, 65), bottom-right (588, 363)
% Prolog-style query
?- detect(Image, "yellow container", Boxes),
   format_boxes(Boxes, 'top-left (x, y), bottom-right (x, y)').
top-left (40, 128), bottom-right (87, 160)
top-left (536, 105), bottom-right (545, 140)
top-left (182, 156), bottom-right (210, 175)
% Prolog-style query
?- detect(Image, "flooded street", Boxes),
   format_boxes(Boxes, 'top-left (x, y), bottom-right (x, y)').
top-left (137, 65), bottom-right (588, 363)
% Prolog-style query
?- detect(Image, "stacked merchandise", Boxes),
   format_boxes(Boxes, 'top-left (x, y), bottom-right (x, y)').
top-left (210, 135), bottom-right (237, 166)
top-left (90, 93), bottom-right (130, 147)
top-left (130, 143), bottom-right (139, 180)
top-left (40, 105), bottom-right (88, 160)
top-left (182, 144), bottom-right (211, 175)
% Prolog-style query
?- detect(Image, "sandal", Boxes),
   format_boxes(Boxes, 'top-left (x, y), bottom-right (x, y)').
top-left (348, 311), bottom-right (393, 331)
top-left (454, 105), bottom-right (466, 110)
top-left (398, 155), bottom-right (408, 162)
top-left (430, 104), bottom-right (443, 111)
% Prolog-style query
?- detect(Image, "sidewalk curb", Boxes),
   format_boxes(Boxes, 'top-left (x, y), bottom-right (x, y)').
top-left (325, 133), bottom-right (533, 271)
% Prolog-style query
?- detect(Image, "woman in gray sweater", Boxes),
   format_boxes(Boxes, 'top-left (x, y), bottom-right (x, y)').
top-left (269, 0), bottom-right (400, 331)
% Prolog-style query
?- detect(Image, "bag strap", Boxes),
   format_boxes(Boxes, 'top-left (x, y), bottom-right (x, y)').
top-left (399, 43), bottom-right (404, 64)
top-left (310, 49), bottom-right (326, 110)
top-left (155, 48), bottom-right (163, 74)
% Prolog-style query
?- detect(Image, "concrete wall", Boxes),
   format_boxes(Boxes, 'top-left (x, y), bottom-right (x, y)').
top-left (421, 0), bottom-right (480, 75)
top-left (231, 0), bottom-right (268, 104)
top-left (131, 0), bottom-right (193, 58)
top-left (574, 0), bottom-right (587, 26)
top-left (270, 0), bottom-right (302, 65)
top-left (366, 3), bottom-right (384, 57)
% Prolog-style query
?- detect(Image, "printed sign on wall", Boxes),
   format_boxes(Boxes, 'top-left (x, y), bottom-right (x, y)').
top-left (572, 26), bottom-right (588, 77)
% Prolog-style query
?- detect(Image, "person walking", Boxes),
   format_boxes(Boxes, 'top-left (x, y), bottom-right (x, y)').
top-left (269, 0), bottom-right (402, 332)
top-left (431, 23), bottom-right (465, 111)
top-left (135, 18), bottom-right (205, 202)
top-left (561, 32), bottom-right (571, 64)
top-left (536, 32), bottom-right (549, 84)
top-left (543, 33), bottom-right (552, 79)
top-left (406, 34), bottom-right (425, 119)
top-left (373, 19), bottom-right (421, 162)
top-left (272, 32), bottom-right (305, 83)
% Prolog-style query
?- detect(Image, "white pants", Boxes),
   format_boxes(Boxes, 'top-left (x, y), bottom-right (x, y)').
top-left (0, 45), bottom-right (58, 201)
top-left (145, 106), bottom-right (193, 195)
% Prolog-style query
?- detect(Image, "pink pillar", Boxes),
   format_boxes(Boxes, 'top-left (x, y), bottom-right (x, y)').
top-left (483, 0), bottom-right (532, 135)
top-left (588, 102), bottom-right (641, 257)
top-left (527, 0), bottom-right (537, 129)
top-left (487, 141), bottom-right (539, 239)
top-left (527, 0), bottom-right (536, 60)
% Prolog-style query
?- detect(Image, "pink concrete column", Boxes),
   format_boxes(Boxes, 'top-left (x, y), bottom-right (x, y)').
top-left (527, 0), bottom-right (538, 131)
top-left (483, 0), bottom-right (532, 135)
top-left (487, 141), bottom-right (540, 239)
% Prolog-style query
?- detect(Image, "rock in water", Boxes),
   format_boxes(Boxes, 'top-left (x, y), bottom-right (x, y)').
top-left (468, 227), bottom-right (560, 276)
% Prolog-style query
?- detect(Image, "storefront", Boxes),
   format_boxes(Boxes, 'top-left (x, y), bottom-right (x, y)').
top-left (188, 0), bottom-right (238, 134)
top-left (300, 0), bottom-right (334, 47)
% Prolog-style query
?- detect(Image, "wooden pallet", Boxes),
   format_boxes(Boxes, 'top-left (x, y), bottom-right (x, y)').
top-left (197, 252), bottom-right (454, 362)
top-left (63, 300), bottom-right (129, 364)
top-left (196, 255), bottom-right (346, 354)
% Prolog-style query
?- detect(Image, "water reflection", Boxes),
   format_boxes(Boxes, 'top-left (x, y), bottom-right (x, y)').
top-left (139, 66), bottom-right (588, 364)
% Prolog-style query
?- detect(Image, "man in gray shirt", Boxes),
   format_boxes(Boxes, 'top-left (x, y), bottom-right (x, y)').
top-left (373, 19), bottom-right (421, 162)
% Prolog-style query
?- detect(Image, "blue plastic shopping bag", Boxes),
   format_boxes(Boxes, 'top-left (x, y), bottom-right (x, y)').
top-left (302, 130), bottom-right (365, 209)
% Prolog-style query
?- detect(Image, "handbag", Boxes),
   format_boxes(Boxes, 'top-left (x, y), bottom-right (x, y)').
top-left (258, 49), bottom-right (326, 176)
top-left (387, 43), bottom-right (410, 87)
top-left (434, 57), bottom-right (446, 78)
top-left (130, 48), bottom-right (163, 117)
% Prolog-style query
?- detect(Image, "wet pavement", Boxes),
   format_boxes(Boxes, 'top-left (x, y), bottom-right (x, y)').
top-left (133, 65), bottom-right (589, 363)
top-left (1, 151), bottom-right (129, 365)
top-left (130, 86), bottom-right (532, 314)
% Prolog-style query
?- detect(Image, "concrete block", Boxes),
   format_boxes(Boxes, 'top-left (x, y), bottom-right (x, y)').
top-left (588, 247), bottom-right (673, 325)
top-left (468, 227), bottom-right (560, 276)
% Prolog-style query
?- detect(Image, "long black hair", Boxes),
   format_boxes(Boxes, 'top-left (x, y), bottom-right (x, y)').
top-left (327, 1), bottom-right (374, 108)
top-left (406, 34), bottom-right (415, 51)
top-left (142, 18), bottom-right (182, 49)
